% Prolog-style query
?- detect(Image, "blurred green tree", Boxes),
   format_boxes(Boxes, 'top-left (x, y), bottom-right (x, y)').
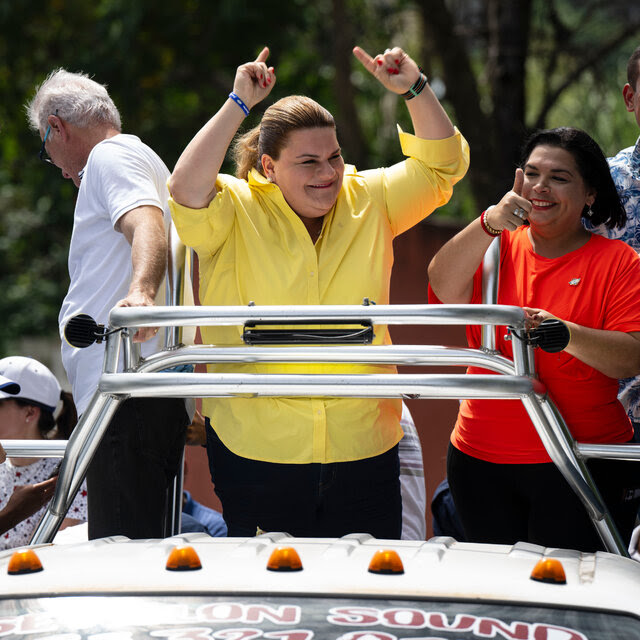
top-left (0, 0), bottom-right (639, 351)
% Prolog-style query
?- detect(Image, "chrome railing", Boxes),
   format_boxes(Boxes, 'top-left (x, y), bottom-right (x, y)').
top-left (21, 300), bottom-right (639, 555)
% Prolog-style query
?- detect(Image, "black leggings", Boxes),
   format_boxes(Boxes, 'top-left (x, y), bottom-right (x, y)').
top-left (447, 443), bottom-right (640, 552)
top-left (206, 422), bottom-right (402, 539)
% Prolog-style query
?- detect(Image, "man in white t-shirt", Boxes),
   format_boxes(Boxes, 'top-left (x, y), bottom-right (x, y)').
top-left (26, 70), bottom-right (189, 540)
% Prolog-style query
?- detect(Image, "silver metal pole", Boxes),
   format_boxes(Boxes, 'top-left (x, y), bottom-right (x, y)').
top-left (0, 440), bottom-right (67, 457)
top-left (165, 221), bottom-right (186, 350)
top-left (99, 372), bottom-right (542, 400)
top-left (109, 303), bottom-right (527, 330)
top-left (165, 448), bottom-right (185, 537)
top-left (481, 236), bottom-right (501, 351)
top-left (139, 344), bottom-right (517, 375)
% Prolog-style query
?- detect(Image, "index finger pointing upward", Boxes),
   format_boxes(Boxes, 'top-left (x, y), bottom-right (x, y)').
top-left (353, 46), bottom-right (376, 74)
top-left (255, 46), bottom-right (270, 63)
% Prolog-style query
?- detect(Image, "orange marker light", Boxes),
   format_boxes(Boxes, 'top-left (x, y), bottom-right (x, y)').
top-left (530, 558), bottom-right (566, 584)
top-left (368, 549), bottom-right (404, 575)
top-left (166, 545), bottom-right (202, 571)
top-left (8, 549), bottom-right (43, 575)
top-left (266, 546), bottom-right (303, 572)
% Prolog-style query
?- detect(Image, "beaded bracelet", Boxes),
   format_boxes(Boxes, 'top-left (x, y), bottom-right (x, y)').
top-left (480, 208), bottom-right (501, 237)
top-left (401, 68), bottom-right (428, 100)
top-left (229, 92), bottom-right (250, 117)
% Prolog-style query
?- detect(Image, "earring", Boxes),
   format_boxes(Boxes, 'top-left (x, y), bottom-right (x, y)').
top-left (586, 206), bottom-right (594, 217)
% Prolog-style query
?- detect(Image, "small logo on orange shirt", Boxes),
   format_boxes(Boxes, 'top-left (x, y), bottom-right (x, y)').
top-left (568, 278), bottom-right (581, 286)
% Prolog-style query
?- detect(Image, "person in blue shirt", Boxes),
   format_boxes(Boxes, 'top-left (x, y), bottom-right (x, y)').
top-left (584, 45), bottom-right (640, 440)
top-left (181, 491), bottom-right (227, 537)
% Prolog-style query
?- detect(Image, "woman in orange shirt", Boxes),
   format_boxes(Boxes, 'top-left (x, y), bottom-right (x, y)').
top-left (429, 127), bottom-right (640, 551)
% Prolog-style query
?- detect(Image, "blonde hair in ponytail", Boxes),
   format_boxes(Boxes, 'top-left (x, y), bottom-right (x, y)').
top-left (232, 95), bottom-right (336, 181)
top-left (232, 125), bottom-right (261, 181)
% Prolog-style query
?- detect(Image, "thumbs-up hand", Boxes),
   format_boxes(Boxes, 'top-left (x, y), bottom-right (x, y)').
top-left (485, 168), bottom-right (531, 233)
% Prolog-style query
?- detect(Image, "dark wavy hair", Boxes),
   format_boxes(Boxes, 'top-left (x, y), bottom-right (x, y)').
top-left (519, 127), bottom-right (626, 229)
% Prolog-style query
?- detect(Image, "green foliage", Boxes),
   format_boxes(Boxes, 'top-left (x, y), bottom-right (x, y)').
top-left (0, 0), bottom-right (639, 351)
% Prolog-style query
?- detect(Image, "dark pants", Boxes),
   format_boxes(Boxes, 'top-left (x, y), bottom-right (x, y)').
top-left (205, 422), bottom-right (402, 539)
top-left (86, 397), bottom-right (189, 540)
top-left (447, 443), bottom-right (640, 552)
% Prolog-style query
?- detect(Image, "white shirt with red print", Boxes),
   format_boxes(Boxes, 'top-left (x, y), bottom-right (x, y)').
top-left (0, 457), bottom-right (87, 549)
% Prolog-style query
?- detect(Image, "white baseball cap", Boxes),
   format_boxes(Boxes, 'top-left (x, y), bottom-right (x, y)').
top-left (0, 356), bottom-right (61, 412)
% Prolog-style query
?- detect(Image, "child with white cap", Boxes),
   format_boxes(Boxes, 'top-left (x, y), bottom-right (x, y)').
top-left (0, 356), bottom-right (87, 548)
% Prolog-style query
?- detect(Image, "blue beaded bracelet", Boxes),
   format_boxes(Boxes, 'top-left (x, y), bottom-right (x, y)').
top-left (229, 92), bottom-right (250, 116)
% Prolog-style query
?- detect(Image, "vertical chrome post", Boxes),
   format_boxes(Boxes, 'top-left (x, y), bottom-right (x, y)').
top-left (165, 448), bottom-right (185, 537)
top-left (165, 221), bottom-right (185, 350)
top-left (481, 237), bottom-right (501, 351)
top-left (103, 327), bottom-right (122, 374)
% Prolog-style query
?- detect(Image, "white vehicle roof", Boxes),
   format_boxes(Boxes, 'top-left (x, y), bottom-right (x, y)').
top-left (1, 533), bottom-right (638, 614)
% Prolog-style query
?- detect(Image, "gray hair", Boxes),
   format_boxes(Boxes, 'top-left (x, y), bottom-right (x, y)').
top-left (26, 68), bottom-right (121, 133)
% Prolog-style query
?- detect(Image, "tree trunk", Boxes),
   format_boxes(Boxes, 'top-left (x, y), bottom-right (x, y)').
top-left (487, 0), bottom-right (532, 184)
top-left (331, 0), bottom-right (368, 168)
top-left (417, 0), bottom-right (507, 209)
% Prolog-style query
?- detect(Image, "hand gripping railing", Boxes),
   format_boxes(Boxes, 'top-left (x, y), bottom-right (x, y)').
top-left (28, 298), bottom-right (640, 555)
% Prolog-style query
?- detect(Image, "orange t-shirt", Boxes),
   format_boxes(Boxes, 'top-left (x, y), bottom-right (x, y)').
top-left (430, 228), bottom-right (640, 464)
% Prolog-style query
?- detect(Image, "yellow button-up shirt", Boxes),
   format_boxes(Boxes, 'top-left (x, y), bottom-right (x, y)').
top-left (170, 128), bottom-right (469, 463)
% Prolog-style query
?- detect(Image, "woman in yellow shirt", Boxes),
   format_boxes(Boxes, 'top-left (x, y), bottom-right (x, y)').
top-left (169, 45), bottom-right (469, 538)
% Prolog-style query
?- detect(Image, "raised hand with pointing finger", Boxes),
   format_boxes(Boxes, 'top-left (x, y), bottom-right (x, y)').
top-left (352, 44), bottom-right (457, 140)
top-left (232, 46), bottom-right (276, 111)
top-left (353, 46), bottom-right (421, 95)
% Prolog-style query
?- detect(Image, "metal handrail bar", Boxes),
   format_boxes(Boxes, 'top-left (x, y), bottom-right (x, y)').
top-left (8, 435), bottom-right (640, 463)
top-left (97, 372), bottom-right (543, 399)
top-left (576, 443), bottom-right (640, 461)
top-left (139, 344), bottom-right (519, 376)
top-left (0, 441), bottom-right (68, 457)
top-left (109, 303), bottom-right (528, 330)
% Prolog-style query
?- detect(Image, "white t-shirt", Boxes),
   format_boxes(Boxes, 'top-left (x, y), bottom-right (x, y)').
top-left (59, 134), bottom-right (171, 415)
top-left (0, 458), bottom-right (88, 550)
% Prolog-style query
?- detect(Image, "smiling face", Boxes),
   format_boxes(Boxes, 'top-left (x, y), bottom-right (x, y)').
top-left (261, 127), bottom-right (345, 226)
top-left (522, 145), bottom-right (596, 237)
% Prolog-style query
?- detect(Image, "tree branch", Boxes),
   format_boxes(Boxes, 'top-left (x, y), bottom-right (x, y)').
top-left (534, 22), bottom-right (640, 128)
